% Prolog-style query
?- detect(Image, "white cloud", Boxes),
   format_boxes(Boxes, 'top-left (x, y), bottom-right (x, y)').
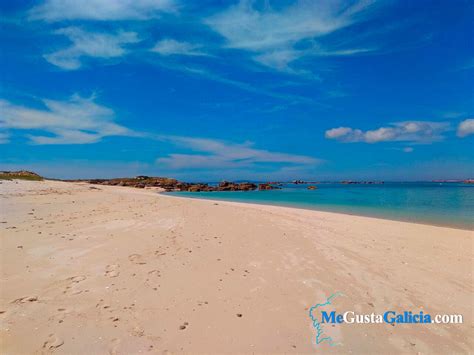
top-left (253, 49), bottom-right (301, 72)
top-left (151, 39), bottom-right (207, 57)
top-left (29, 0), bottom-right (175, 21)
top-left (205, 0), bottom-right (376, 71)
top-left (325, 121), bottom-right (450, 143)
top-left (0, 94), bottom-right (134, 144)
top-left (44, 27), bottom-right (140, 70)
top-left (457, 119), bottom-right (474, 138)
top-left (325, 127), bottom-right (357, 139)
top-left (156, 135), bottom-right (320, 169)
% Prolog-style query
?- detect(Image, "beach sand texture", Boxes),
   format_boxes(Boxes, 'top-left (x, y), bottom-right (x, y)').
top-left (0, 180), bottom-right (472, 354)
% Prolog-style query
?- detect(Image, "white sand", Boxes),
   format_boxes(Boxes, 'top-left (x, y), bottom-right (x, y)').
top-left (0, 180), bottom-right (472, 354)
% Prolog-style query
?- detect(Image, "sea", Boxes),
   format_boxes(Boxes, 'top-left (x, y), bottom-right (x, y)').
top-left (168, 182), bottom-right (474, 230)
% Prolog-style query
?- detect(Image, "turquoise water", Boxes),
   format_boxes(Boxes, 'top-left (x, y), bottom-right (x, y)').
top-left (168, 183), bottom-right (474, 230)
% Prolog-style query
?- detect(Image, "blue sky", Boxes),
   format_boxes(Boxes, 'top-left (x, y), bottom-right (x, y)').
top-left (1, 0), bottom-right (473, 181)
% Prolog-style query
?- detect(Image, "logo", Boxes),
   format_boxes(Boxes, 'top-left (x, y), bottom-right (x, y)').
top-left (308, 292), bottom-right (343, 347)
top-left (309, 292), bottom-right (463, 347)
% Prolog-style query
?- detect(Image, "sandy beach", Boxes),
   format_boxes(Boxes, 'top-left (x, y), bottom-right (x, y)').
top-left (0, 179), bottom-right (472, 354)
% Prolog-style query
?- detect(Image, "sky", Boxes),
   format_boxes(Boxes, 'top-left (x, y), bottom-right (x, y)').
top-left (1, 0), bottom-right (473, 181)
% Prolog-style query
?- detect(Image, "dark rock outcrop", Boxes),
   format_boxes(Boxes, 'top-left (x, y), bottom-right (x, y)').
top-left (258, 183), bottom-right (281, 190)
top-left (187, 184), bottom-right (213, 192)
top-left (235, 182), bottom-right (257, 191)
top-left (217, 181), bottom-right (257, 191)
top-left (85, 177), bottom-right (258, 192)
top-left (87, 177), bottom-right (183, 191)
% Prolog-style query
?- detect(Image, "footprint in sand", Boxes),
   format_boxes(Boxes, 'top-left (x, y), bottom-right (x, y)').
top-left (67, 275), bottom-right (86, 283)
top-left (42, 333), bottom-right (64, 351)
top-left (148, 270), bottom-right (161, 277)
top-left (11, 296), bottom-right (38, 304)
top-left (108, 338), bottom-right (121, 355)
top-left (154, 249), bottom-right (167, 257)
top-left (105, 264), bottom-right (120, 278)
top-left (49, 308), bottom-right (71, 324)
top-left (62, 275), bottom-right (87, 295)
top-left (128, 254), bottom-right (146, 265)
top-left (96, 299), bottom-right (114, 312)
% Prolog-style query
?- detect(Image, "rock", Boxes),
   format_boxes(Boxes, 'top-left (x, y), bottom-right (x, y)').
top-left (215, 181), bottom-right (257, 191)
top-left (84, 177), bottom-right (259, 192)
top-left (187, 184), bottom-right (208, 192)
top-left (217, 181), bottom-right (234, 191)
top-left (237, 183), bottom-right (257, 191)
top-left (258, 183), bottom-right (281, 190)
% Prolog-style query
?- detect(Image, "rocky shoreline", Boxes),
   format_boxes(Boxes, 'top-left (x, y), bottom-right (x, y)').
top-left (2, 171), bottom-right (473, 192)
top-left (83, 177), bottom-right (281, 192)
top-left (0, 171), bottom-right (282, 191)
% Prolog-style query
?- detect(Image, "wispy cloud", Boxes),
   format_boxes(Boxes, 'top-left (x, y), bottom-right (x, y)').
top-left (0, 94), bottom-right (135, 144)
top-left (29, 0), bottom-right (176, 21)
top-left (457, 119), bottom-right (474, 138)
top-left (325, 121), bottom-right (450, 144)
top-left (151, 39), bottom-right (208, 57)
top-left (205, 0), bottom-right (377, 71)
top-left (44, 27), bottom-right (140, 70)
top-left (153, 63), bottom-right (320, 105)
top-left (156, 135), bottom-right (321, 170)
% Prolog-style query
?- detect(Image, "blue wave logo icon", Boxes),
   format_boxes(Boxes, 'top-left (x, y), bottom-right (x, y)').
top-left (309, 292), bottom-right (343, 346)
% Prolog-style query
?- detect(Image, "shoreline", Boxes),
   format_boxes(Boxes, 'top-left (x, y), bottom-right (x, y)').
top-left (163, 192), bottom-right (474, 231)
top-left (1, 180), bottom-right (472, 353)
